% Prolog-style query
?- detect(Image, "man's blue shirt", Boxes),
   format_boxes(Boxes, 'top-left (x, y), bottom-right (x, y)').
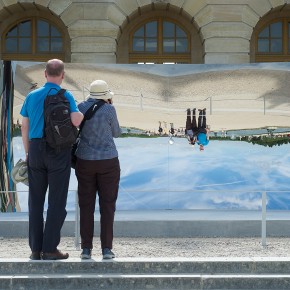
top-left (197, 132), bottom-right (209, 146)
top-left (20, 82), bottom-right (79, 139)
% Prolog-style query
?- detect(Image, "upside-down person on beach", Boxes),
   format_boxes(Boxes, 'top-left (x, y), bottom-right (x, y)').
top-left (185, 108), bottom-right (198, 145)
top-left (75, 80), bottom-right (121, 260)
top-left (185, 108), bottom-right (210, 150)
top-left (20, 59), bottom-right (83, 260)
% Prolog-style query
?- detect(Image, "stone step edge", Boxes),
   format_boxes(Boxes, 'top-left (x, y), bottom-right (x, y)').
top-left (2, 274), bottom-right (290, 278)
top-left (2, 257), bottom-right (290, 262)
top-left (2, 274), bottom-right (290, 290)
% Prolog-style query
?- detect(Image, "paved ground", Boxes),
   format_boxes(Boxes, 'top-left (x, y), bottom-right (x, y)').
top-left (1, 236), bottom-right (290, 260)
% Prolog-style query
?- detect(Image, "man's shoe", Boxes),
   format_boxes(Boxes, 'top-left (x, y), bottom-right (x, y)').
top-left (42, 249), bottom-right (69, 260)
top-left (30, 252), bottom-right (41, 260)
top-left (80, 248), bottom-right (91, 259)
top-left (102, 248), bottom-right (115, 259)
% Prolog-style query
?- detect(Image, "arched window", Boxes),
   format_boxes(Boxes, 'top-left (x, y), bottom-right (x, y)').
top-left (3, 17), bottom-right (64, 61)
top-left (130, 18), bottom-right (191, 64)
top-left (255, 19), bottom-right (290, 62)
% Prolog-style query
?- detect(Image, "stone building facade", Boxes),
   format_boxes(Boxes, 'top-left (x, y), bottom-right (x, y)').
top-left (0, 0), bottom-right (289, 64)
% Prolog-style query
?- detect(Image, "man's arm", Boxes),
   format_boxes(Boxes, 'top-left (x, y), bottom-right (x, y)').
top-left (71, 111), bottom-right (84, 127)
top-left (21, 117), bottom-right (30, 160)
top-left (65, 91), bottom-right (84, 127)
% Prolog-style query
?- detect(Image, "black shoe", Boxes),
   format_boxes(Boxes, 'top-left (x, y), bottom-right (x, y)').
top-left (30, 252), bottom-right (41, 260)
top-left (42, 249), bottom-right (69, 260)
top-left (80, 248), bottom-right (92, 259)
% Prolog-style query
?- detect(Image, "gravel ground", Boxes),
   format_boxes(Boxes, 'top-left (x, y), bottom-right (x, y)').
top-left (1, 237), bottom-right (290, 259)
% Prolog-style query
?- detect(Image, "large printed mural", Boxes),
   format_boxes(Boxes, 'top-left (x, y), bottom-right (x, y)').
top-left (4, 62), bottom-right (290, 212)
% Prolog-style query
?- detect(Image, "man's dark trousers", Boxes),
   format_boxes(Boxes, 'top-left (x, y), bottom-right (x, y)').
top-left (28, 139), bottom-right (71, 253)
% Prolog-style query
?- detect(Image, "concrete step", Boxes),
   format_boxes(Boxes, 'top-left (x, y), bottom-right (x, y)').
top-left (1, 258), bottom-right (290, 290)
top-left (1, 258), bottom-right (290, 275)
top-left (0, 258), bottom-right (290, 275)
top-left (2, 273), bottom-right (290, 290)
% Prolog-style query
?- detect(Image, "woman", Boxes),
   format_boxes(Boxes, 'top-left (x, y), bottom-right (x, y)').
top-left (75, 80), bottom-right (121, 259)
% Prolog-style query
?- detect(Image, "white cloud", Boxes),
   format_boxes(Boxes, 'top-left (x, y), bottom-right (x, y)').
top-left (13, 136), bottom-right (290, 211)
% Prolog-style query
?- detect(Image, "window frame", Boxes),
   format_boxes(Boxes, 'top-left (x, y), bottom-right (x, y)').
top-left (255, 18), bottom-right (290, 62)
top-left (2, 17), bottom-right (65, 61)
top-left (129, 17), bottom-right (191, 64)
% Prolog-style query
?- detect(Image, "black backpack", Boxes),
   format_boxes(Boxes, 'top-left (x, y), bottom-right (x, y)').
top-left (44, 88), bottom-right (78, 150)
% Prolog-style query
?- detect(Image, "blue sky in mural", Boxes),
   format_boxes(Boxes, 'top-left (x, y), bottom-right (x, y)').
top-left (13, 136), bottom-right (290, 212)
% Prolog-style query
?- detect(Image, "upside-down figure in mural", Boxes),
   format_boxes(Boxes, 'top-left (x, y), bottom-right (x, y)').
top-left (185, 108), bottom-right (210, 151)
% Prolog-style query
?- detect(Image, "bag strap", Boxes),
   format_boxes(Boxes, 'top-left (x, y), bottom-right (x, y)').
top-left (76, 100), bottom-right (105, 138)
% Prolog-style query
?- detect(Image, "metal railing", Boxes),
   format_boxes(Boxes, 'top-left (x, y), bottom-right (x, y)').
top-left (1, 189), bottom-right (287, 249)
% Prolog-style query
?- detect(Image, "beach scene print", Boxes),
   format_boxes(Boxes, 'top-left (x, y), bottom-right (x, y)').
top-left (11, 62), bottom-right (290, 212)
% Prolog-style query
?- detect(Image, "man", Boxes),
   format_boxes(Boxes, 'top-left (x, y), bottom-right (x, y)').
top-left (20, 59), bottom-right (83, 260)
top-left (196, 108), bottom-right (210, 151)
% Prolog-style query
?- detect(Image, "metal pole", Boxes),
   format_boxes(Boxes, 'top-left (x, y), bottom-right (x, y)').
top-left (261, 191), bottom-right (267, 247)
top-left (210, 96), bottom-right (212, 115)
top-left (74, 190), bottom-right (80, 250)
top-left (140, 92), bottom-right (143, 111)
top-left (264, 96), bottom-right (266, 115)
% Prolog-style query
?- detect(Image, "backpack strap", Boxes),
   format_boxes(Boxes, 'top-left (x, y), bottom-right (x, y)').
top-left (45, 87), bottom-right (66, 97)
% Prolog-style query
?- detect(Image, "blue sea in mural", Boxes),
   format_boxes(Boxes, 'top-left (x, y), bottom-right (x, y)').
top-left (13, 136), bottom-right (290, 212)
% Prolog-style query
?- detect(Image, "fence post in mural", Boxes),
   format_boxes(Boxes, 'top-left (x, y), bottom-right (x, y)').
top-left (261, 191), bottom-right (267, 247)
top-left (75, 191), bottom-right (80, 250)
top-left (140, 92), bottom-right (143, 111)
top-left (205, 96), bottom-right (212, 115)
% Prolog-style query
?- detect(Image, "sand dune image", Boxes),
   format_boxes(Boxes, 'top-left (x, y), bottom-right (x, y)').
top-left (13, 62), bottom-right (290, 133)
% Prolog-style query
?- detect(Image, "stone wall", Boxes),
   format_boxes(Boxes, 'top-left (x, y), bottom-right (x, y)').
top-left (0, 0), bottom-right (288, 64)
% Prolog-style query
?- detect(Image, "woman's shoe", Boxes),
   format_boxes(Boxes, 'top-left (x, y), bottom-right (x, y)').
top-left (80, 248), bottom-right (92, 259)
top-left (102, 248), bottom-right (115, 259)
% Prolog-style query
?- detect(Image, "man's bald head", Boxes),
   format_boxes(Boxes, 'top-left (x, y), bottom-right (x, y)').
top-left (45, 59), bottom-right (64, 77)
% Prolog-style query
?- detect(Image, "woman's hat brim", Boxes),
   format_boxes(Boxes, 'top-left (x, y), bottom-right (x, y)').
top-left (88, 91), bottom-right (114, 100)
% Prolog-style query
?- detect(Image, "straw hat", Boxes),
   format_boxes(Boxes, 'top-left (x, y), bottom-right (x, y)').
top-left (11, 159), bottom-right (28, 186)
top-left (88, 80), bottom-right (114, 100)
